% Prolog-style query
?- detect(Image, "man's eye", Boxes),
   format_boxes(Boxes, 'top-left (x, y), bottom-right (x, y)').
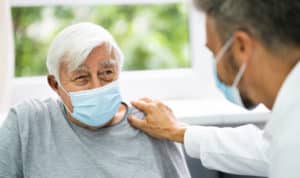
top-left (105, 70), bottom-right (113, 75)
top-left (75, 76), bottom-right (88, 81)
top-left (99, 70), bottom-right (115, 81)
top-left (99, 70), bottom-right (113, 76)
top-left (105, 71), bottom-right (113, 75)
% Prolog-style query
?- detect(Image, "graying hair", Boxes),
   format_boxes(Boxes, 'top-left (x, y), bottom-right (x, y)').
top-left (194, 0), bottom-right (300, 51)
top-left (46, 22), bottom-right (124, 85)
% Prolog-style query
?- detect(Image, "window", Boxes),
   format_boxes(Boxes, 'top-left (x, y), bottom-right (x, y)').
top-left (12, 4), bottom-right (190, 77)
top-left (10, 0), bottom-right (219, 102)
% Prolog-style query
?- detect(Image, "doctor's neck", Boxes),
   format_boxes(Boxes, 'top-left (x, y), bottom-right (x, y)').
top-left (252, 47), bottom-right (300, 109)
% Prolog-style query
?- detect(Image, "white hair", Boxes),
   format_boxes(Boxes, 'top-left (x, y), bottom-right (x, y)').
top-left (46, 22), bottom-right (124, 84)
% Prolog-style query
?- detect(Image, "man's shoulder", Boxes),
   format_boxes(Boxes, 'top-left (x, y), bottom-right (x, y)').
top-left (124, 101), bottom-right (145, 120)
top-left (123, 101), bottom-right (184, 153)
top-left (13, 97), bottom-right (58, 112)
top-left (10, 97), bottom-right (61, 124)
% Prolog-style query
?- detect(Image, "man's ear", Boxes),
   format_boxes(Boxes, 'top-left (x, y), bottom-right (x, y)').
top-left (47, 75), bottom-right (59, 92)
top-left (231, 31), bottom-right (255, 67)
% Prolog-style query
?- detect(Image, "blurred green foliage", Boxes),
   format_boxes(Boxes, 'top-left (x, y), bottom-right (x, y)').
top-left (12, 4), bottom-right (190, 77)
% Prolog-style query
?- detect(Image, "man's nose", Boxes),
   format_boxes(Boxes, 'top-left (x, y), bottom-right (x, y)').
top-left (90, 75), bottom-right (101, 89)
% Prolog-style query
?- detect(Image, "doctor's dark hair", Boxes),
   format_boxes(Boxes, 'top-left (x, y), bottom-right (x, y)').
top-left (194, 0), bottom-right (300, 51)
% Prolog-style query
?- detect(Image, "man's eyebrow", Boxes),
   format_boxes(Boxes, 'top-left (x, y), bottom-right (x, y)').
top-left (98, 60), bottom-right (118, 68)
top-left (72, 65), bottom-right (89, 74)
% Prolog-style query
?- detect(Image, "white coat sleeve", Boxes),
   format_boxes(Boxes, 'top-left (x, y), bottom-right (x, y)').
top-left (184, 124), bottom-right (269, 177)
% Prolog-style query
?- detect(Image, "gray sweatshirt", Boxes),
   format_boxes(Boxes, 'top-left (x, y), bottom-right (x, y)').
top-left (0, 98), bottom-right (190, 178)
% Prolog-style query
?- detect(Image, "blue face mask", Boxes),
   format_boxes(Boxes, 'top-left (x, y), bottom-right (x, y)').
top-left (213, 38), bottom-right (247, 107)
top-left (61, 81), bottom-right (122, 127)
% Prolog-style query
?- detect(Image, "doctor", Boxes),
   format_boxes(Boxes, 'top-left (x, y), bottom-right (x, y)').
top-left (128, 0), bottom-right (300, 178)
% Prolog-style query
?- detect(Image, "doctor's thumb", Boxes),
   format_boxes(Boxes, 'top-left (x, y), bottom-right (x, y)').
top-left (128, 115), bottom-right (146, 130)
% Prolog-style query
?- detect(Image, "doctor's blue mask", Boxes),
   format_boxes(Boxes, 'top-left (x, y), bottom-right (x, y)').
top-left (213, 37), bottom-right (248, 108)
top-left (60, 80), bottom-right (122, 127)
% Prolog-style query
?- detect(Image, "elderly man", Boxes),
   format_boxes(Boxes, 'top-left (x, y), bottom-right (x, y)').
top-left (0, 23), bottom-right (190, 178)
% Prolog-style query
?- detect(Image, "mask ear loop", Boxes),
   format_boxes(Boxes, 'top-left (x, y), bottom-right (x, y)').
top-left (232, 40), bottom-right (256, 88)
top-left (216, 37), bottom-right (234, 64)
top-left (52, 76), bottom-right (69, 96)
top-left (57, 82), bottom-right (73, 115)
top-left (232, 63), bottom-right (247, 88)
top-left (232, 41), bottom-right (257, 87)
top-left (215, 37), bottom-right (247, 88)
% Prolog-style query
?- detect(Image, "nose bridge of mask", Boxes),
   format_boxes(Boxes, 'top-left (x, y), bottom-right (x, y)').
top-left (59, 80), bottom-right (119, 96)
top-left (69, 80), bottom-right (119, 97)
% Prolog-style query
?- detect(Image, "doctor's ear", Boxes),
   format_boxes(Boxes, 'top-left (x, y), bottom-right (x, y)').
top-left (231, 31), bottom-right (256, 66)
top-left (47, 75), bottom-right (59, 92)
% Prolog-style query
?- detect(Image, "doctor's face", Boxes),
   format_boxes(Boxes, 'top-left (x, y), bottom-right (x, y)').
top-left (205, 16), bottom-right (258, 108)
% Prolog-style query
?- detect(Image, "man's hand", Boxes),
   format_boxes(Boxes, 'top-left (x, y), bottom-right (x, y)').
top-left (128, 98), bottom-right (187, 143)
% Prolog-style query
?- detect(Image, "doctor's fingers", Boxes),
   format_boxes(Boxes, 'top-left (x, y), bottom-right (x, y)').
top-left (157, 101), bottom-right (173, 113)
top-left (142, 98), bottom-right (172, 112)
top-left (132, 99), bottom-right (173, 119)
top-left (128, 115), bottom-right (166, 140)
top-left (131, 99), bottom-right (162, 114)
top-left (131, 100), bottom-right (152, 113)
top-left (139, 97), bottom-right (153, 103)
top-left (128, 115), bottom-right (147, 129)
top-left (151, 100), bottom-right (173, 115)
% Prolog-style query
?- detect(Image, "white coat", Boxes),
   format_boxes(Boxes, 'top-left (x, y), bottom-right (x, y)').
top-left (184, 62), bottom-right (300, 178)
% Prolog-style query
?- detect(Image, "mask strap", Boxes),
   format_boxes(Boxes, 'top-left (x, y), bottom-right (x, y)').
top-left (232, 45), bottom-right (256, 87)
top-left (215, 37), bottom-right (247, 88)
top-left (59, 85), bottom-right (69, 96)
top-left (63, 103), bottom-right (73, 115)
top-left (232, 63), bottom-right (247, 87)
top-left (58, 85), bottom-right (73, 114)
top-left (216, 37), bottom-right (234, 64)
top-left (54, 76), bottom-right (69, 96)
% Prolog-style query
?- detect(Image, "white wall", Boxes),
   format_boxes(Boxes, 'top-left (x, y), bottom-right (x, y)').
top-left (0, 0), bottom-right (15, 113)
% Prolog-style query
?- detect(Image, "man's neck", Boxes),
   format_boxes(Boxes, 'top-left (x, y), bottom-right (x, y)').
top-left (104, 103), bottom-right (127, 127)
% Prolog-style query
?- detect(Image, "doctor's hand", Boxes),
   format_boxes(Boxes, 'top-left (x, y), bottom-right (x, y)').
top-left (128, 98), bottom-right (187, 143)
